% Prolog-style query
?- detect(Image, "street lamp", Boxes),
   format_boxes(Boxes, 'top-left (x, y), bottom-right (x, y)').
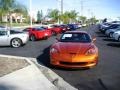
top-left (30, 0), bottom-right (32, 27)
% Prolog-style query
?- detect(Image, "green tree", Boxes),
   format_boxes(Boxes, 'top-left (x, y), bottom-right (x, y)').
top-left (37, 10), bottom-right (43, 23)
top-left (60, 10), bottom-right (78, 24)
top-left (78, 16), bottom-right (87, 24)
top-left (47, 9), bottom-right (59, 22)
top-left (0, 0), bottom-right (28, 24)
top-left (68, 10), bottom-right (78, 23)
top-left (89, 16), bottom-right (98, 24)
top-left (60, 11), bottom-right (70, 24)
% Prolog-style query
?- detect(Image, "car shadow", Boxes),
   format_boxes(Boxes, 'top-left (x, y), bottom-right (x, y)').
top-left (95, 31), bottom-right (108, 37)
top-left (36, 46), bottom-right (91, 71)
top-left (0, 46), bottom-right (12, 48)
top-left (97, 35), bottom-right (108, 38)
top-left (37, 46), bottom-right (51, 68)
top-left (95, 31), bottom-right (104, 35)
top-left (107, 43), bottom-right (120, 47)
top-left (103, 38), bottom-right (118, 42)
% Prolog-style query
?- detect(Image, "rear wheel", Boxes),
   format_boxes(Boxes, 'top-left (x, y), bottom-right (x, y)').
top-left (44, 36), bottom-right (48, 40)
top-left (52, 31), bottom-right (57, 36)
top-left (11, 38), bottom-right (22, 48)
top-left (30, 35), bottom-right (36, 41)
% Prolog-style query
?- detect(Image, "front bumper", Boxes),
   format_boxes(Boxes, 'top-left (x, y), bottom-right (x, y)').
top-left (50, 54), bottom-right (98, 68)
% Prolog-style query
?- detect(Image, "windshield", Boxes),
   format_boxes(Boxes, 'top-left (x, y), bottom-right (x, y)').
top-left (60, 33), bottom-right (91, 43)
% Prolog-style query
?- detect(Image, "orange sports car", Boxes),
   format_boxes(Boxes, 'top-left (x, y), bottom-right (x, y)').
top-left (50, 31), bottom-right (98, 68)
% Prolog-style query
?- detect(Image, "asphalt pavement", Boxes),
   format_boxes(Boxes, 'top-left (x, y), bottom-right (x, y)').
top-left (0, 25), bottom-right (120, 90)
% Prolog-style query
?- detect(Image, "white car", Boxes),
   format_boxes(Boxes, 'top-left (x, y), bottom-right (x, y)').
top-left (112, 31), bottom-right (120, 41)
top-left (0, 29), bottom-right (29, 47)
top-left (105, 27), bottom-right (120, 37)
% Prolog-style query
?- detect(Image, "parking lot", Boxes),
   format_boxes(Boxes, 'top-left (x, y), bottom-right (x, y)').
top-left (0, 25), bottom-right (120, 90)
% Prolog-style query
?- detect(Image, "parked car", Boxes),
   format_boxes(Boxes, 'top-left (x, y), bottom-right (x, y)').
top-left (105, 26), bottom-right (120, 37)
top-left (50, 31), bottom-right (98, 68)
top-left (59, 24), bottom-right (70, 33)
top-left (23, 27), bottom-right (52, 41)
top-left (111, 21), bottom-right (120, 24)
top-left (67, 24), bottom-right (79, 30)
top-left (99, 22), bottom-right (111, 31)
top-left (100, 24), bottom-right (120, 33)
top-left (48, 25), bottom-right (62, 35)
top-left (0, 29), bottom-right (29, 47)
top-left (112, 31), bottom-right (120, 41)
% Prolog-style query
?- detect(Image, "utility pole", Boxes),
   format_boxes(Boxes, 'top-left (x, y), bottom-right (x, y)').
top-left (30, 0), bottom-right (32, 27)
top-left (81, 0), bottom-right (83, 16)
top-left (61, 0), bottom-right (63, 15)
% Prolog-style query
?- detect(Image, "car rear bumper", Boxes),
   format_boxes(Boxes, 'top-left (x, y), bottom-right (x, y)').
top-left (22, 35), bottom-right (29, 44)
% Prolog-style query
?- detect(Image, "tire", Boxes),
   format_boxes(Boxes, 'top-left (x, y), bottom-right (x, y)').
top-left (11, 38), bottom-right (22, 48)
top-left (52, 31), bottom-right (57, 36)
top-left (118, 37), bottom-right (120, 42)
top-left (109, 32), bottom-right (113, 38)
top-left (30, 35), bottom-right (36, 41)
top-left (44, 36), bottom-right (48, 40)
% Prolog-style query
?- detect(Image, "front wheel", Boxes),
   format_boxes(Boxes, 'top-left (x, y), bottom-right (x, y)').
top-left (109, 32), bottom-right (113, 38)
top-left (30, 35), bottom-right (36, 41)
top-left (11, 38), bottom-right (22, 48)
top-left (118, 37), bottom-right (120, 42)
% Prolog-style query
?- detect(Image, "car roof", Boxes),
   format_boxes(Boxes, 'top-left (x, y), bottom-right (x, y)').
top-left (0, 28), bottom-right (7, 31)
top-left (65, 30), bottom-right (88, 34)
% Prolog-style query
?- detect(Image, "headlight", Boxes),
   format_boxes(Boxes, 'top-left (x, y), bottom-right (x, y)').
top-left (50, 48), bottom-right (59, 53)
top-left (85, 48), bottom-right (96, 55)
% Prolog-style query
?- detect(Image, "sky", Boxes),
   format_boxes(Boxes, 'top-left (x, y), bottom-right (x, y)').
top-left (17, 0), bottom-right (120, 20)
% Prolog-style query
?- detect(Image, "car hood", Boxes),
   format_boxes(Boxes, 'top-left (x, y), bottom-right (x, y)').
top-left (54, 42), bottom-right (94, 54)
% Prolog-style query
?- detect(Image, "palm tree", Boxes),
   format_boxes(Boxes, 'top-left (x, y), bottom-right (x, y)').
top-left (0, 0), bottom-right (28, 25)
top-left (68, 10), bottom-right (78, 23)
top-left (60, 10), bottom-right (78, 24)
top-left (0, 0), bottom-right (15, 23)
top-left (60, 11), bottom-right (70, 24)
top-left (47, 9), bottom-right (60, 23)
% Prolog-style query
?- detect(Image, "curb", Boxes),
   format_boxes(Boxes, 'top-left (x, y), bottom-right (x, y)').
top-left (0, 54), bottom-right (78, 90)
top-left (30, 58), bottom-right (78, 90)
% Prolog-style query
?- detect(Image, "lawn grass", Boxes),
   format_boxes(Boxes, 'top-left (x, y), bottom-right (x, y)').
top-left (0, 23), bottom-right (30, 27)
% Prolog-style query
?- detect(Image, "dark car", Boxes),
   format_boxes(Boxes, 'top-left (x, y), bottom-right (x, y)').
top-left (101, 24), bottom-right (120, 33)
top-left (67, 24), bottom-right (79, 30)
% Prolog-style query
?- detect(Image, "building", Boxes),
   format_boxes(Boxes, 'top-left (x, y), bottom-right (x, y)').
top-left (2, 13), bottom-right (25, 23)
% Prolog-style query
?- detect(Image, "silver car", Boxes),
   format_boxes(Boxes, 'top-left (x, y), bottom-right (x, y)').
top-left (0, 29), bottom-right (29, 47)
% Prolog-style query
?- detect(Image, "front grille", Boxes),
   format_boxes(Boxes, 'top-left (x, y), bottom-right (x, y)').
top-left (60, 61), bottom-right (89, 66)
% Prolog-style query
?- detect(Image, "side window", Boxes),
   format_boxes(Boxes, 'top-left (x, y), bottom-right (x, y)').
top-left (23, 28), bottom-right (29, 32)
top-left (0, 31), bottom-right (7, 36)
top-left (10, 30), bottom-right (22, 34)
